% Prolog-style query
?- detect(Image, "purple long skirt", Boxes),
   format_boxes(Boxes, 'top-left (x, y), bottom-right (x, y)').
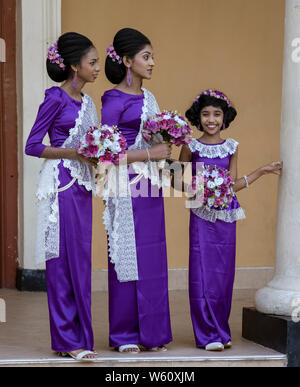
top-left (189, 211), bottom-right (236, 347)
top-left (108, 177), bottom-right (173, 348)
top-left (46, 162), bottom-right (94, 352)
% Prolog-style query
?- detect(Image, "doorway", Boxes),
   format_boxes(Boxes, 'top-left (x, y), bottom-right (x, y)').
top-left (0, 0), bottom-right (18, 288)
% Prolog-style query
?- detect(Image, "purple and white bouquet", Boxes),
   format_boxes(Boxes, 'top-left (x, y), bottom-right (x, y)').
top-left (189, 165), bottom-right (234, 210)
top-left (78, 124), bottom-right (127, 166)
top-left (143, 110), bottom-right (192, 146)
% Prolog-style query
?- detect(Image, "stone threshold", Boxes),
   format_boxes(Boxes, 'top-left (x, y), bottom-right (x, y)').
top-left (0, 353), bottom-right (287, 367)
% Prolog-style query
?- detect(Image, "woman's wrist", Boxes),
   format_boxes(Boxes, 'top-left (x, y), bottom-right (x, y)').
top-left (258, 166), bottom-right (267, 176)
top-left (72, 148), bottom-right (79, 159)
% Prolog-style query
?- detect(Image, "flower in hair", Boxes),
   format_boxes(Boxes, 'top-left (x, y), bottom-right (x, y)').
top-left (47, 41), bottom-right (66, 70)
top-left (193, 89), bottom-right (232, 107)
top-left (106, 44), bottom-right (122, 64)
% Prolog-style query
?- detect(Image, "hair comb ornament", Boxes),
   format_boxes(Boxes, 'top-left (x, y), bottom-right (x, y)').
top-left (106, 44), bottom-right (122, 64)
top-left (194, 89), bottom-right (232, 107)
top-left (47, 40), bottom-right (66, 70)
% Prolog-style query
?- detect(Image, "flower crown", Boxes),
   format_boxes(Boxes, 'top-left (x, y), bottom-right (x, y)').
top-left (106, 44), bottom-right (122, 64)
top-left (194, 89), bottom-right (232, 107)
top-left (47, 40), bottom-right (66, 70)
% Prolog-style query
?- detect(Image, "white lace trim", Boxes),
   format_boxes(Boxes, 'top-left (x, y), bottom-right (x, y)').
top-left (191, 205), bottom-right (246, 223)
top-left (188, 138), bottom-right (239, 159)
top-left (128, 88), bottom-right (170, 188)
top-left (34, 93), bottom-right (99, 265)
top-left (102, 186), bottom-right (138, 282)
top-left (62, 95), bottom-right (99, 194)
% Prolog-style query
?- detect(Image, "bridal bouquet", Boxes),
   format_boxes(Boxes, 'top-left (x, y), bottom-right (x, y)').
top-left (189, 165), bottom-right (234, 210)
top-left (78, 124), bottom-right (128, 197)
top-left (78, 124), bottom-right (127, 166)
top-left (143, 110), bottom-right (192, 146)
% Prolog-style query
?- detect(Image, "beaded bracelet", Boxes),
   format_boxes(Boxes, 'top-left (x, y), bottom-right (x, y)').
top-left (243, 175), bottom-right (249, 188)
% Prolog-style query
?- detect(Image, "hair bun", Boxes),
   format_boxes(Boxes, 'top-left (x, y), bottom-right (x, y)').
top-left (105, 28), bottom-right (151, 84)
top-left (46, 32), bottom-right (94, 83)
top-left (46, 59), bottom-right (69, 82)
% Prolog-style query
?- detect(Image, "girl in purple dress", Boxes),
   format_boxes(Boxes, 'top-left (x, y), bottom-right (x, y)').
top-left (25, 33), bottom-right (101, 361)
top-left (180, 89), bottom-right (282, 351)
top-left (101, 28), bottom-right (173, 353)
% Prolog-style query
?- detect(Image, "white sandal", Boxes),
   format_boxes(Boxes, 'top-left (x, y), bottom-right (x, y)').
top-left (149, 345), bottom-right (168, 352)
top-left (118, 344), bottom-right (140, 353)
top-left (205, 342), bottom-right (224, 351)
top-left (58, 350), bottom-right (100, 362)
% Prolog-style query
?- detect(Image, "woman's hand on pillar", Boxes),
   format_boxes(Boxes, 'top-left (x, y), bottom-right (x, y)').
top-left (260, 161), bottom-right (283, 176)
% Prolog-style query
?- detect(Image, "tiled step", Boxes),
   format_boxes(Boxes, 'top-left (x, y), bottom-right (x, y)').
top-left (0, 289), bottom-right (287, 368)
top-left (0, 355), bottom-right (286, 367)
top-left (0, 344), bottom-right (287, 367)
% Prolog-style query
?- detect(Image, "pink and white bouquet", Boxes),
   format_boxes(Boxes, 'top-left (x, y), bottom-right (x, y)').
top-left (143, 110), bottom-right (192, 146)
top-left (78, 124), bottom-right (127, 166)
top-left (190, 165), bottom-right (234, 210)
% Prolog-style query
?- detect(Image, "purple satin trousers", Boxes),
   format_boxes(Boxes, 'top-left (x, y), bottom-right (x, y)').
top-left (108, 177), bottom-right (173, 348)
top-left (45, 163), bottom-right (94, 352)
top-left (189, 211), bottom-right (236, 347)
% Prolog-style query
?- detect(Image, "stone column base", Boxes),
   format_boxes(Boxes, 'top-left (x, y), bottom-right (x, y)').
top-left (242, 307), bottom-right (300, 367)
top-left (255, 286), bottom-right (300, 316)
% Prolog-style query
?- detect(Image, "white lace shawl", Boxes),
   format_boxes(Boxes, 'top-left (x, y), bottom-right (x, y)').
top-left (188, 138), bottom-right (246, 223)
top-left (102, 88), bottom-right (169, 282)
top-left (35, 94), bottom-right (99, 265)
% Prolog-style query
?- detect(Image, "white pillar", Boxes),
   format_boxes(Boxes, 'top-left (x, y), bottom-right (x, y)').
top-left (255, 0), bottom-right (300, 316)
top-left (18, 0), bottom-right (61, 270)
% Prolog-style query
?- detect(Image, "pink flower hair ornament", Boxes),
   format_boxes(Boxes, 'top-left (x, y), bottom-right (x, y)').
top-left (47, 41), bottom-right (66, 71)
top-left (193, 89), bottom-right (232, 107)
top-left (106, 44), bottom-right (123, 64)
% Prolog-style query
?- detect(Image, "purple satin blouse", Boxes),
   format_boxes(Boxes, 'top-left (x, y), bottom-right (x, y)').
top-left (25, 87), bottom-right (82, 158)
top-left (101, 89), bottom-right (144, 148)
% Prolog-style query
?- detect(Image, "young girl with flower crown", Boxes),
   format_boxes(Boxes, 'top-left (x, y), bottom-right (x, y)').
top-left (179, 90), bottom-right (282, 351)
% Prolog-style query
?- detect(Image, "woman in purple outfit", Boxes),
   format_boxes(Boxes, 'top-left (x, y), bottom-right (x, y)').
top-left (25, 32), bottom-right (100, 361)
top-left (101, 28), bottom-right (173, 353)
top-left (180, 90), bottom-right (282, 351)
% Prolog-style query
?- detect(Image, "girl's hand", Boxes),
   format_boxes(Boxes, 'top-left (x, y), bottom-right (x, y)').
top-left (77, 152), bottom-right (98, 168)
top-left (149, 143), bottom-right (172, 160)
top-left (261, 161), bottom-right (283, 176)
